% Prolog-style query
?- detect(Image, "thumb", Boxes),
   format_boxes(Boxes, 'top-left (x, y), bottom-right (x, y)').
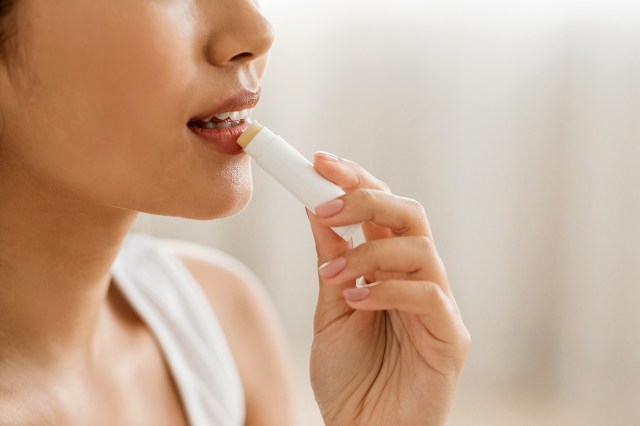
top-left (305, 208), bottom-right (352, 264)
top-left (306, 209), bottom-right (357, 332)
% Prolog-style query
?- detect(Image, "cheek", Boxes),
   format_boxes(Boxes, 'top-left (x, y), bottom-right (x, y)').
top-left (5, 1), bottom-right (254, 219)
top-left (14, 1), bottom-right (193, 157)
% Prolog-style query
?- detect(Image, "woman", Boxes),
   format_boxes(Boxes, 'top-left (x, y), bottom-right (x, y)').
top-left (0, 0), bottom-right (470, 424)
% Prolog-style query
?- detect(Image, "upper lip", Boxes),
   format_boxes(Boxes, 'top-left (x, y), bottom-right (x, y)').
top-left (189, 88), bottom-right (261, 123)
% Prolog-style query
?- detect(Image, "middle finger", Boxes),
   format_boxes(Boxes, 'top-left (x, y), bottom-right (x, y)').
top-left (318, 236), bottom-right (446, 286)
top-left (315, 189), bottom-right (432, 238)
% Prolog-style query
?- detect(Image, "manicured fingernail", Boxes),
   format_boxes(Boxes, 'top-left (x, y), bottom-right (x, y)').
top-left (315, 151), bottom-right (340, 162)
top-left (315, 199), bottom-right (344, 218)
top-left (344, 287), bottom-right (370, 302)
top-left (318, 257), bottom-right (347, 279)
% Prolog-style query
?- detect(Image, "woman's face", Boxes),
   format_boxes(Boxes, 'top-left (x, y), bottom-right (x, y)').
top-left (0, 0), bottom-right (274, 219)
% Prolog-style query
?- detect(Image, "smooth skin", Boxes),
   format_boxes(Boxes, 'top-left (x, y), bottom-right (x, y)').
top-left (0, 0), bottom-right (469, 425)
top-left (309, 152), bottom-right (470, 425)
top-left (0, 0), bottom-right (293, 424)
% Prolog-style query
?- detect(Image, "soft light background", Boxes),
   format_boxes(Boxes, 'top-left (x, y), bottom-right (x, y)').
top-left (133, 0), bottom-right (640, 424)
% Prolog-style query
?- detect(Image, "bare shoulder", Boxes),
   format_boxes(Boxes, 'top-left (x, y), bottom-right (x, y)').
top-left (161, 239), bottom-right (297, 426)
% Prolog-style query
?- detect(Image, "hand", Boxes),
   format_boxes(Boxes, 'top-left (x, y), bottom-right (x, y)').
top-left (306, 152), bottom-right (470, 426)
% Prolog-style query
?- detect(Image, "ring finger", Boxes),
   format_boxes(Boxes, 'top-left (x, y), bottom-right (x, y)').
top-left (318, 236), bottom-right (446, 287)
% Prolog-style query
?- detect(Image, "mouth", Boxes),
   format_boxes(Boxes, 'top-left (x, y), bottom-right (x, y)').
top-left (187, 108), bottom-right (254, 156)
top-left (187, 108), bottom-right (253, 129)
top-left (187, 89), bottom-right (260, 155)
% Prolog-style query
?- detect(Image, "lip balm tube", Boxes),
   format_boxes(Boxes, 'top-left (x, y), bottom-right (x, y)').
top-left (237, 121), bottom-right (361, 241)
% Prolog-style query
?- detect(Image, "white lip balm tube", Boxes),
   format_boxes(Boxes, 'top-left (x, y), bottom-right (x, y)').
top-left (237, 121), bottom-right (361, 241)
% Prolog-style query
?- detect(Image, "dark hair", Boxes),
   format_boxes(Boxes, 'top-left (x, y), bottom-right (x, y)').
top-left (0, 0), bottom-right (17, 62)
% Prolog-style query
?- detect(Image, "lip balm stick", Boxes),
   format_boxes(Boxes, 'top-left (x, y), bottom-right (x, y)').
top-left (237, 121), bottom-right (361, 241)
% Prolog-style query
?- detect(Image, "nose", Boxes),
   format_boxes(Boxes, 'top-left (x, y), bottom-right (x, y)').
top-left (205, 0), bottom-right (275, 67)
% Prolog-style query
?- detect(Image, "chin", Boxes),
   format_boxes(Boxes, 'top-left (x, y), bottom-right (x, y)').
top-left (167, 158), bottom-right (254, 220)
top-left (179, 180), bottom-right (253, 221)
top-left (117, 160), bottom-right (254, 220)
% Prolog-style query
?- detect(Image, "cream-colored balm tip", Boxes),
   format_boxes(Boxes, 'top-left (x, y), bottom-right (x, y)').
top-left (237, 120), bottom-right (264, 149)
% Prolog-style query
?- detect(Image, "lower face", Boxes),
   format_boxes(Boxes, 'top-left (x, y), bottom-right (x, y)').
top-left (0, 0), bottom-right (270, 219)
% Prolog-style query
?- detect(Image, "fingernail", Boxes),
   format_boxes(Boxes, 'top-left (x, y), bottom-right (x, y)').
top-left (315, 199), bottom-right (344, 218)
top-left (315, 151), bottom-right (340, 162)
top-left (344, 287), bottom-right (370, 302)
top-left (318, 257), bottom-right (347, 279)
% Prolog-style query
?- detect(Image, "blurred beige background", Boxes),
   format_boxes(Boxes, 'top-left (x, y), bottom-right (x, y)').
top-left (133, 1), bottom-right (640, 424)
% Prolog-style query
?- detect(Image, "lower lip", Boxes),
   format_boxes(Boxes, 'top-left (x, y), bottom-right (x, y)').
top-left (188, 120), bottom-right (250, 155)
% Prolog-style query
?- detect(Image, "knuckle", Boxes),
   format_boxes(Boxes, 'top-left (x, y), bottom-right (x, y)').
top-left (344, 159), bottom-right (364, 178)
top-left (407, 197), bottom-right (427, 219)
top-left (342, 157), bottom-right (359, 169)
top-left (364, 168), bottom-right (390, 192)
top-left (378, 180), bottom-right (392, 193)
top-left (404, 198), bottom-right (429, 229)
top-left (355, 240), bottom-right (379, 261)
top-left (454, 327), bottom-right (472, 362)
top-left (414, 235), bottom-right (435, 253)
top-left (359, 188), bottom-right (378, 203)
top-left (417, 283), bottom-right (444, 313)
top-left (350, 189), bottom-right (379, 213)
top-left (433, 252), bottom-right (448, 276)
top-left (423, 282), bottom-right (451, 309)
top-left (343, 243), bottom-right (374, 275)
top-left (461, 328), bottom-right (472, 350)
top-left (420, 281), bottom-right (440, 300)
top-left (343, 159), bottom-right (390, 192)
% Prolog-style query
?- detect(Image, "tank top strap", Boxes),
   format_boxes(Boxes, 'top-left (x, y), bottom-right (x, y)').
top-left (111, 232), bottom-right (246, 426)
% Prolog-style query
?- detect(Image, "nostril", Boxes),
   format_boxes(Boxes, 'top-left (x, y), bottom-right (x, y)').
top-left (230, 51), bottom-right (253, 63)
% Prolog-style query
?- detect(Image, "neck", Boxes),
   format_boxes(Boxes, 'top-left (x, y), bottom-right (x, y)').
top-left (0, 174), bottom-right (137, 366)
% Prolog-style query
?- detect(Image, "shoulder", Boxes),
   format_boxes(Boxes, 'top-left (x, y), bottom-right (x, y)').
top-left (161, 239), bottom-right (265, 316)
top-left (160, 239), bottom-right (298, 426)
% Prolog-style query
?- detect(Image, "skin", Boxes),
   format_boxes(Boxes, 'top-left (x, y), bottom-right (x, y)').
top-left (0, 0), bottom-right (286, 424)
top-left (309, 155), bottom-right (471, 425)
top-left (0, 0), bottom-right (470, 424)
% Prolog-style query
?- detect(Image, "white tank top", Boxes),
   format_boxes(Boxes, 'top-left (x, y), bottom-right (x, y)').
top-left (110, 232), bottom-right (246, 426)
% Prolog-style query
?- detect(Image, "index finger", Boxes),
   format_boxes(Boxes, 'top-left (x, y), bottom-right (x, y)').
top-left (314, 152), bottom-right (391, 193)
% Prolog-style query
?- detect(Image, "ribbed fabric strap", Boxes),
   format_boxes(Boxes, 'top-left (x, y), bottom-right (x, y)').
top-left (111, 233), bottom-right (245, 426)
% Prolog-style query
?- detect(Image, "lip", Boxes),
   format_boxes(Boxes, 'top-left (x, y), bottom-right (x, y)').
top-left (187, 88), bottom-right (260, 156)
top-left (189, 120), bottom-right (251, 156)
top-left (189, 88), bottom-right (261, 122)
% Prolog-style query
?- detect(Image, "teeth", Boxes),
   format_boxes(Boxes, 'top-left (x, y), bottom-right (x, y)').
top-left (190, 108), bottom-right (253, 129)
top-left (212, 108), bottom-right (253, 121)
top-left (192, 119), bottom-right (243, 130)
